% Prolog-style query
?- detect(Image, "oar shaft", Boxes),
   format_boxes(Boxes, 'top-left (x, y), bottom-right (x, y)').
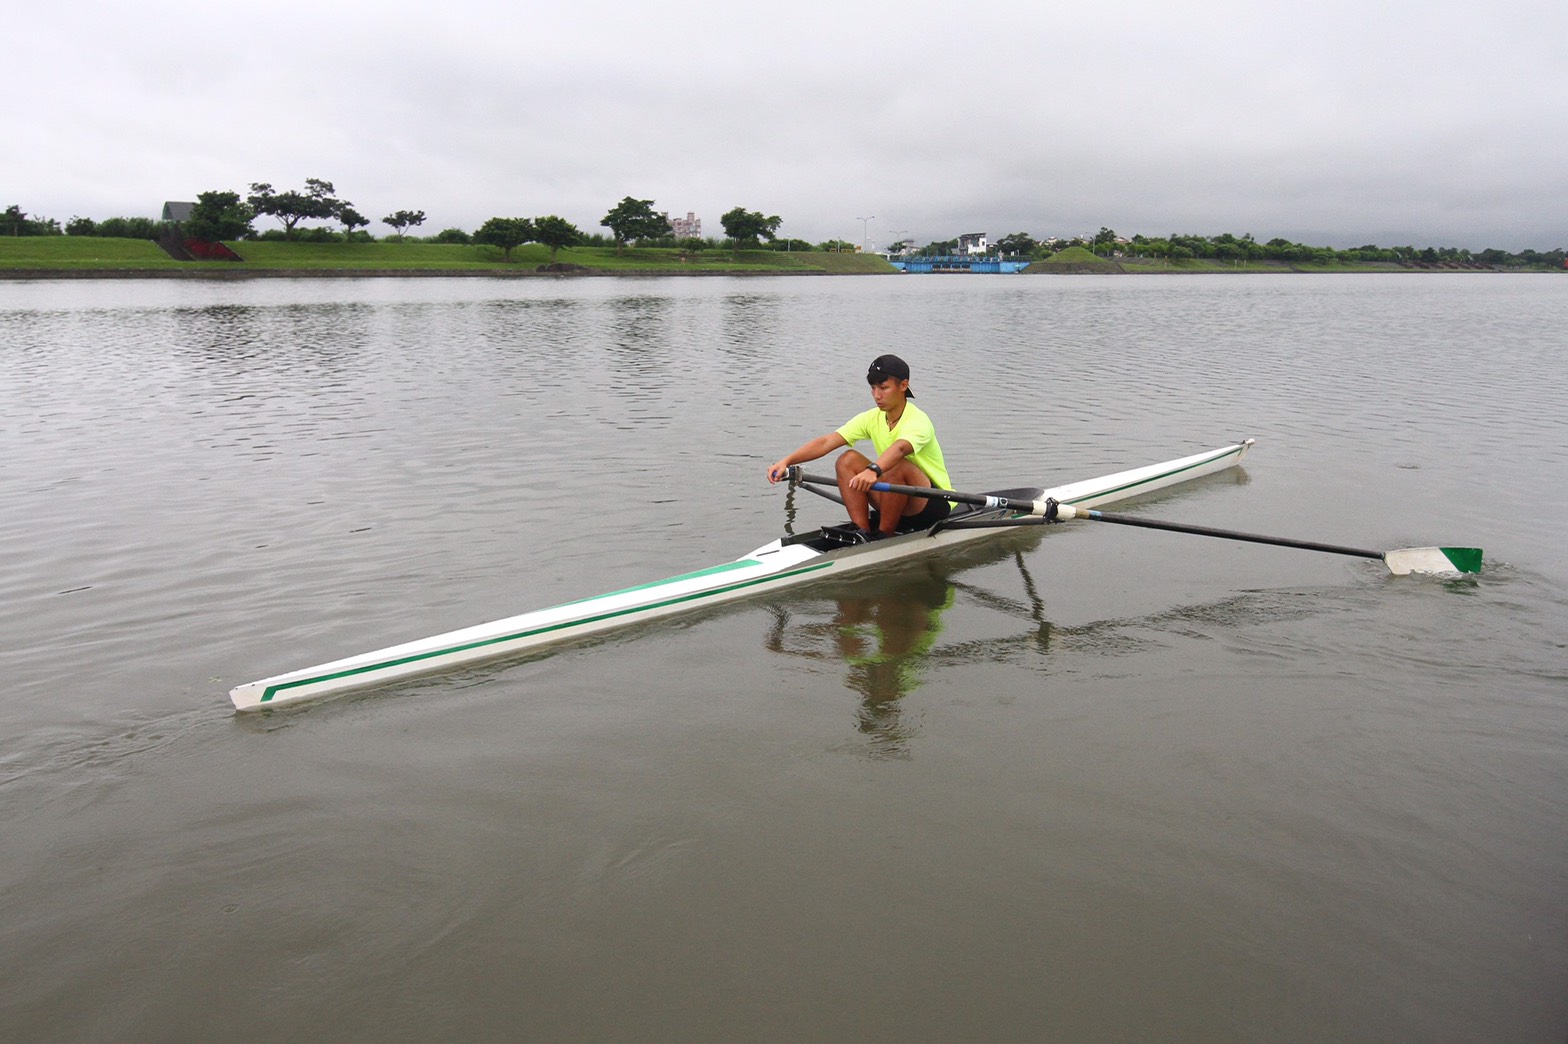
top-left (1063, 506), bottom-right (1385, 561)
top-left (793, 471), bottom-right (1049, 515)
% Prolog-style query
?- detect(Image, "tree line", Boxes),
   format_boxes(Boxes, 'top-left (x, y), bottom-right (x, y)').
top-left (937, 228), bottom-right (1566, 270)
top-left (6, 190), bottom-right (1563, 269)
top-left (2, 183), bottom-right (794, 259)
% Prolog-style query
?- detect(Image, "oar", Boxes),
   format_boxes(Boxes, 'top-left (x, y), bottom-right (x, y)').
top-left (797, 471), bottom-right (1483, 577)
top-left (1046, 504), bottom-right (1482, 576)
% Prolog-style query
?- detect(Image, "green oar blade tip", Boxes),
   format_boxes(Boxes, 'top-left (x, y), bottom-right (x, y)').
top-left (1383, 546), bottom-right (1483, 576)
top-left (1439, 547), bottom-right (1484, 574)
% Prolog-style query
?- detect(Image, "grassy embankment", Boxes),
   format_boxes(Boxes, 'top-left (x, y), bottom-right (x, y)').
top-left (0, 236), bottom-right (187, 270)
top-left (0, 237), bottom-right (896, 275)
top-left (8, 237), bottom-right (1537, 276)
top-left (1116, 255), bottom-right (1407, 273)
top-left (1028, 244), bottom-right (1409, 273)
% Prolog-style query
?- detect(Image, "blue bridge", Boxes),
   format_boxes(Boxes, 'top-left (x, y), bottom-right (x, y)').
top-left (888, 255), bottom-right (1032, 274)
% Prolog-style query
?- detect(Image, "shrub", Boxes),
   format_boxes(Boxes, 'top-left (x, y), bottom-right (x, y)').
top-left (95, 216), bottom-right (162, 239)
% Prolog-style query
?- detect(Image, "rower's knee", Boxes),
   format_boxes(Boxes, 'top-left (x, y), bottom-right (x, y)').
top-left (835, 450), bottom-right (868, 478)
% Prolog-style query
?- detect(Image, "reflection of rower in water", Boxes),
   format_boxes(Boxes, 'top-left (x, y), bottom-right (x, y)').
top-left (839, 580), bottom-right (956, 756)
top-left (766, 570), bottom-right (955, 759)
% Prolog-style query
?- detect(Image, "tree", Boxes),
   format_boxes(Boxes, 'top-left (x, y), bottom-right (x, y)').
top-left (184, 191), bottom-right (255, 242)
top-left (532, 215), bottom-right (583, 261)
top-left (248, 178), bottom-right (341, 239)
top-left (66, 216), bottom-right (97, 236)
top-left (338, 206), bottom-right (369, 239)
top-left (382, 209), bottom-right (426, 241)
top-left (720, 206), bottom-right (781, 254)
top-left (600, 196), bottom-right (670, 252)
top-left (994, 232), bottom-right (1037, 256)
top-left (4, 205), bottom-right (27, 236)
top-left (473, 217), bottom-right (534, 261)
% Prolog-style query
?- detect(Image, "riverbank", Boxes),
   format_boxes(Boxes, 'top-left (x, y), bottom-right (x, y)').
top-left (1023, 244), bottom-right (1527, 275)
top-left (1, 236), bottom-right (1557, 277)
top-left (0, 237), bottom-right (895, 277)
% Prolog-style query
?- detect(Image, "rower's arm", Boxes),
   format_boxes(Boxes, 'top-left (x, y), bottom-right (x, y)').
top-left (872, 439), bottom-right (914, 472)
top-left (767, 432), bottom-right (848, 482)
top-left (848, 439), bottom-right (917, 492)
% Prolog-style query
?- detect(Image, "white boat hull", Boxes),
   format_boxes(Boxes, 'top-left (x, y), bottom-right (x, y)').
top-left (230, 439), bottom-right (1253, 711)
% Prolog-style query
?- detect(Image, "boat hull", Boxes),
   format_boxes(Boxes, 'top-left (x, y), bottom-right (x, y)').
top-left (230, 439), bottom-right (1252, 711)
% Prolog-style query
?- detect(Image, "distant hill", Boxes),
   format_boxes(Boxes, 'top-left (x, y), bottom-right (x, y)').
top-left (1025, 245), bottom-right (1124, 274)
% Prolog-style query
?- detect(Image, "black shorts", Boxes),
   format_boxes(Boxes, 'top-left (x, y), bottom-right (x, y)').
top-left (874, 494), bottom-right (953, 533)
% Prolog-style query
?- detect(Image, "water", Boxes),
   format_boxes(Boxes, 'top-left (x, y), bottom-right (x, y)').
top-left (2, 274), bottom-right (1564, 1041)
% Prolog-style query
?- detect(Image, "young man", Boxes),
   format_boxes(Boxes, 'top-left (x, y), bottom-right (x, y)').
top-left (766, 354), bottom-right (953, 540)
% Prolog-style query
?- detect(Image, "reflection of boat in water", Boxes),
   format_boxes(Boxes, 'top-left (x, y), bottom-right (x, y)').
top-left (761, 530), bottom-right (1344, 759)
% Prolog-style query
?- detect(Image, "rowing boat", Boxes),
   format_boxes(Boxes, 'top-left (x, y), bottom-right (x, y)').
top-left (229, 439), bottom-right (1254, 711)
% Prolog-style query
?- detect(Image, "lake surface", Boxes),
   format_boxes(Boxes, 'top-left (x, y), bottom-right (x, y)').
top-left (2, 273), bottom-right (1564, 1041)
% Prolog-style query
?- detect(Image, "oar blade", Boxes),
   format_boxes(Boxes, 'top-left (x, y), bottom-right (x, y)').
top-left (1383, 547), bottom-right (1483, 576)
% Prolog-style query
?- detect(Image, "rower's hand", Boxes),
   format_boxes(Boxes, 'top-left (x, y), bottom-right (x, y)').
top-left (766, 461), bottom-right (791, 484)
top-left (848, 467), bottom-right (878, 492)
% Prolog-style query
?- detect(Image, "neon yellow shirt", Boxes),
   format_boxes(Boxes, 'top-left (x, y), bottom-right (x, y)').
top-left (835, 401), bottom-right (952, 493)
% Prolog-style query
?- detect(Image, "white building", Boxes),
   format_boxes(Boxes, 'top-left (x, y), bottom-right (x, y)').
top-left (957, 232), bottom-right (988, 255)
top-left (665, 211), bottom-right (701, 238)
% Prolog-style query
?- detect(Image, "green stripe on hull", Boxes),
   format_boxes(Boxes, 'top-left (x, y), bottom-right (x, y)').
top-left (554, 559), bottom-right (757, 607)
top-left (260, 559), bottom-right (836, 703)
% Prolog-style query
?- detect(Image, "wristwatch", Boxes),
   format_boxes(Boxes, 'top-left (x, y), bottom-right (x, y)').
top-left (866, 463), bottom-right (883, 476)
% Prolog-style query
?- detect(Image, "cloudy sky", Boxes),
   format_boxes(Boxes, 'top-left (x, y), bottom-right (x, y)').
top-left (11, 1), bottom-right (1565, 250)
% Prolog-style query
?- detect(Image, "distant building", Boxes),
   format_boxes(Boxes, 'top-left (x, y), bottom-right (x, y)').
top-left (957, 232), bottom-right (988, 255)
top-left (161, 201), bottom-right (195, 223)
top-left (665, 211), bottom-right (701, 238)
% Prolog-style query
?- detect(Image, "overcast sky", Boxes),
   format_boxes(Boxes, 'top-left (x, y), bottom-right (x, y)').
top-left (10, 1), bottom-right (1565, 250)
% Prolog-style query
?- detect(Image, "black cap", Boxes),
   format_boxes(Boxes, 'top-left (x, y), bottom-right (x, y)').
top-left (867, 354), bottom-right (914, 397)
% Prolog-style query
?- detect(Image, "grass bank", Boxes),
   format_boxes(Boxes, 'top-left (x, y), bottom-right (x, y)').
top-left (1115, 255), bottom-right (1408, 274)
top-left (0, 237), bottom-right (896, 276)
top-left (0, 237), bottom-right (185, 270)
top-left (1020, 246), bottom-right (1412, 274)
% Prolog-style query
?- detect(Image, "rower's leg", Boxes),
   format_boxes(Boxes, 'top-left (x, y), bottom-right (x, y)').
top-left (835, 450), bottom-right (875, 531)
top-left (877, 460), bottom-right (931, 534)
top-left (838, 453), bottom-right (932, 536)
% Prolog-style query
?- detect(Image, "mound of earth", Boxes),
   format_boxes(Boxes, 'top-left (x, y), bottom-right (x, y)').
top-left (1025, 246), bottom-right (1124, 274)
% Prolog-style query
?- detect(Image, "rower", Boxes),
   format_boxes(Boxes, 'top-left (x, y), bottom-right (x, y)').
top-left (766, 354), bottom-right (953, 541)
